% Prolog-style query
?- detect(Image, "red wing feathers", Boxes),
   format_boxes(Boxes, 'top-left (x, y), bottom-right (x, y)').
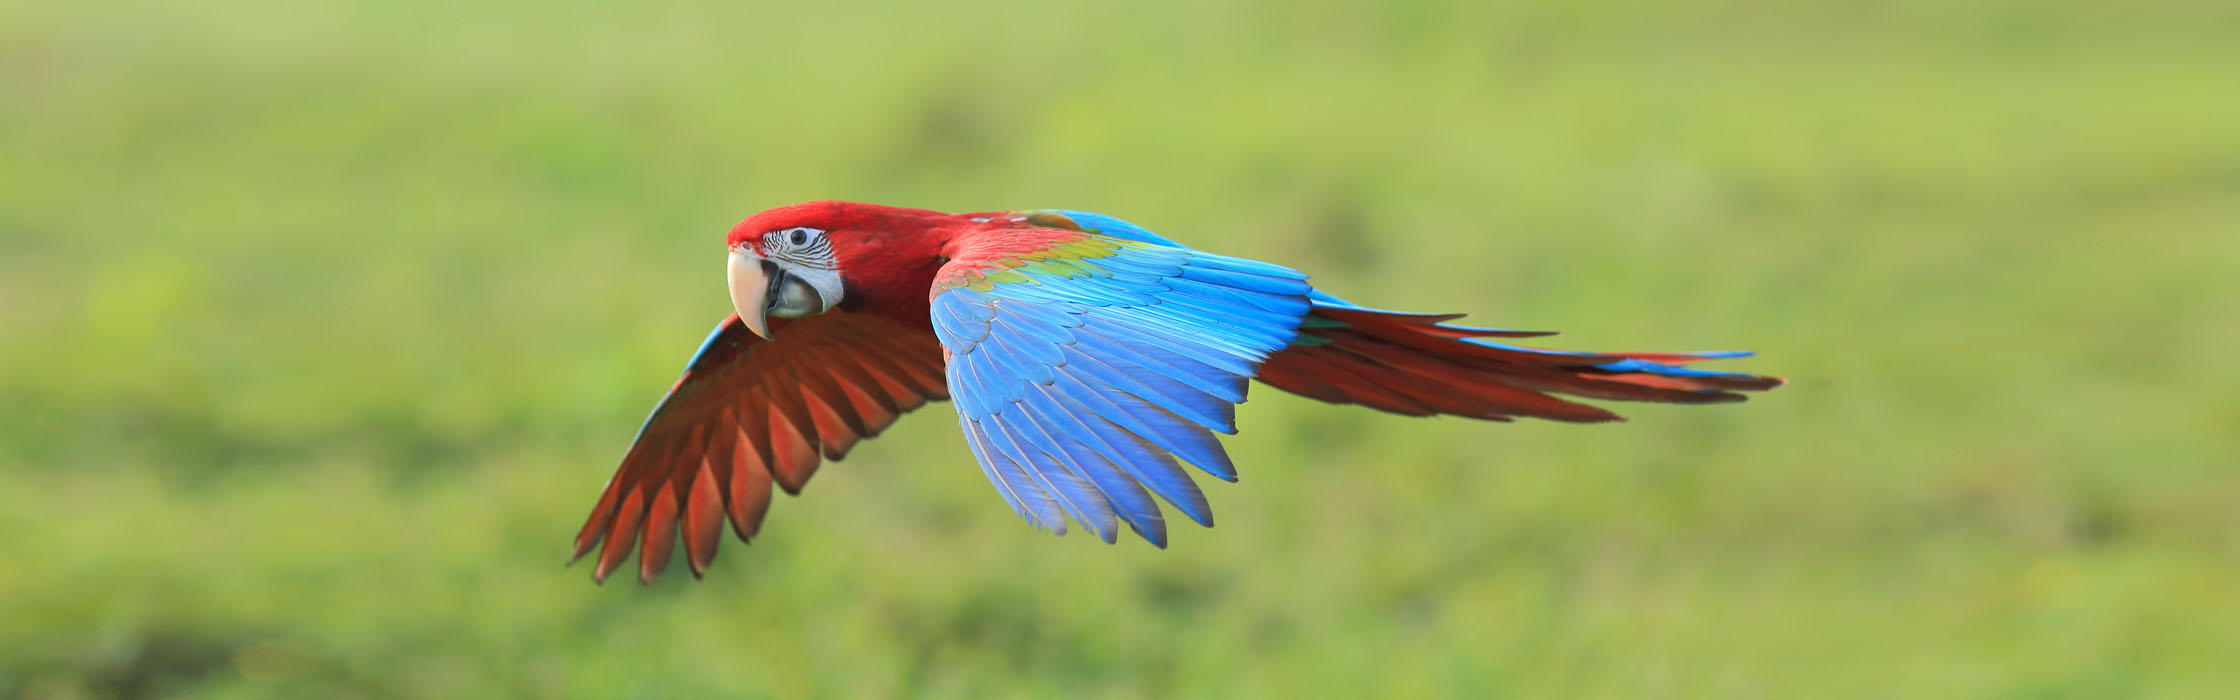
top-left (571, 312), bottom-right (947, 584)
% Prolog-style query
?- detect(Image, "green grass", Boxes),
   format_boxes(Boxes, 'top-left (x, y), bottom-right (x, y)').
top-left (4, 0), bottom-right (2237, 697)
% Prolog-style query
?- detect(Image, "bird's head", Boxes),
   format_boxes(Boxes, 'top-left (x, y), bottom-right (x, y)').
top-left (724, 201), bottom-right (955, 338)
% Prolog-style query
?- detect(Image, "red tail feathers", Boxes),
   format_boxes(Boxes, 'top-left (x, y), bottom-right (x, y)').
top-left (1255, 305), bottom-right (1782, 423)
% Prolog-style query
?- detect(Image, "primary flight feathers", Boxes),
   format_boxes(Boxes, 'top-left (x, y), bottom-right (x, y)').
top-left (573, 202), bottom-right (1781, 584)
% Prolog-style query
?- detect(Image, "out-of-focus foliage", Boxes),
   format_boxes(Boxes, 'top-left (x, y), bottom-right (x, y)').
top-left (3, 0), bottom-right (2236, 697)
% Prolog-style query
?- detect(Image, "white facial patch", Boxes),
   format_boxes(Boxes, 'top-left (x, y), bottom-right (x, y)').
top-left (761, 227), bottom-right (844, 314)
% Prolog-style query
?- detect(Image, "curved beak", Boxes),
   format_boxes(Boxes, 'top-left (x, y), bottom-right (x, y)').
top-left (727, 248), bottom-right (773, 339)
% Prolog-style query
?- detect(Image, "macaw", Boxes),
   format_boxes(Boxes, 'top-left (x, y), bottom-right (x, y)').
top-left (573, 201), bottom-right (1781, 584)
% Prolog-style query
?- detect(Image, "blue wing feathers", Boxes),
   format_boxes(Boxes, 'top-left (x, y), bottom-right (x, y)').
top-left (985, 320), bottom-right (1067, 368)
top-left (1017, 386), bottom-right (1202, 531)
top-left (1107, 325), bottom-right (1258, 377)
top-left (1082, 254), bottom-right (1184, 280)
top-left (1081, 410), bottom-right (1213, 526)
top-left (939, 289), bottom-right (998, 321)
top-left (960, 415), bottom-right (1065, 532)
top-left (988, 305), bottom-right (1077, 353)
top-left (1010, 397), bottom-right (1166, 544)
top-left (1066, 328), bottom-right (1245, 403)
top-left (1166, 276), bottom-right (1312, 316)
top-left (955, 350), bottom-right (1012, 419)
top-left (979, 330), bottom-right (1058, 388)
top-left (1176, 264), bottom-right (1313, 296)
top-left (992, 299), bottom-right (1084, 332)
top-left (1088, 383), bottom-right (1239, 481)
top-left (959, 417), bottom-right (1030, 518)
top-left (1153, 294), bottom-right (1299, 346)
top-left (1059, 347), bottom-right (1235, 435)
top-left (1047, 354), bottom-right (1238, 481)
top-left (1085, 312), bottom-right (1270, 369)
top-left (929, 294), bottom-right (989, 351)
top-left (997, 407), bottom-right (1133, 542)
top-left (984, 413), bottom-right (1113, 541)
top-left (934, 227), bottom-right (1306, 542)
top-left (1089, 304), bottom-right (1275, 361)
top-left (1108, 363), bottom-right (1238, 433)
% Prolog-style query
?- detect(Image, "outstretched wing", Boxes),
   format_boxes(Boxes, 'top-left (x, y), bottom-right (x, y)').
top-left (572, 312), bottom-right (947, 584)
top-left (929, 228), bottom-right (1313, 546)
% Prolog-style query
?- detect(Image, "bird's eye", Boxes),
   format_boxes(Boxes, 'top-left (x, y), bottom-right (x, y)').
top-left (788, 228), bottom-right (811, 246)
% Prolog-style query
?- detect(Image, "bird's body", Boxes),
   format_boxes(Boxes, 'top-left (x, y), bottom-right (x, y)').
top-left (574, 201), bottom-right (1781, 584)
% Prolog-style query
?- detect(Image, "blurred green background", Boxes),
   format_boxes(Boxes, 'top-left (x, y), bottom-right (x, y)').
top-left (4, 0), bottom-right (2237, 697)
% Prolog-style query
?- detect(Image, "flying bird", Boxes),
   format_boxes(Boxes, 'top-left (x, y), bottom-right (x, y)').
top-left (573, 201), bottom-right (1781, 584)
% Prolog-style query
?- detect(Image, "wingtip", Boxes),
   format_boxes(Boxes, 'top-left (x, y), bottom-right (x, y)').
top-left (568, 534), bottom-right (601, 567)
top-left (591, 557), bottom-right (623, 586)
top-left (1137, 527), bottom-right (1170, 550)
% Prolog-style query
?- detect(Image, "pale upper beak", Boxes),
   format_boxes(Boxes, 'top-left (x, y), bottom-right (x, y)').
top-left (727, 248), bottom-right (774, 339)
